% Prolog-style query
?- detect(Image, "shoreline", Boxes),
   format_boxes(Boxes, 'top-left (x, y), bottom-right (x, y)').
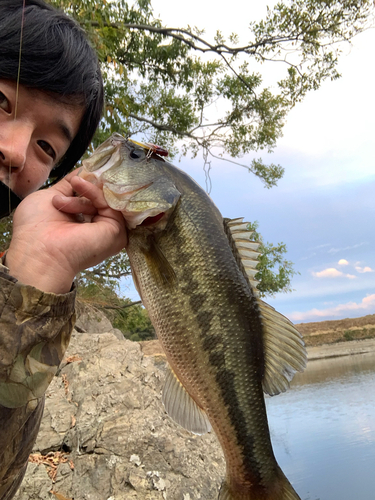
top-left (141, 337), bottom-right (375, 362)
top-left (307, 338), bottom-right (375, 361)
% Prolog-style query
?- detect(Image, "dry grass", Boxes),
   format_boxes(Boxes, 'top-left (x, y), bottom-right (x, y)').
top-left (296, 314), bottom-right (375, 346)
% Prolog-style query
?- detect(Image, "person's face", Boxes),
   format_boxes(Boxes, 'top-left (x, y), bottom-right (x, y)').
top-left (0, 79), bottom-right (84, 198)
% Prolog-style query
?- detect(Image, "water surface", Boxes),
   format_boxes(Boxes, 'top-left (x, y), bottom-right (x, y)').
top-left (266, 351), bottom-right (375, 500)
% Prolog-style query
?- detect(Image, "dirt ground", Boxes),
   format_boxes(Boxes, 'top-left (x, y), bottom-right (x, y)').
top-left (140, 314), bottom-right (375, 354)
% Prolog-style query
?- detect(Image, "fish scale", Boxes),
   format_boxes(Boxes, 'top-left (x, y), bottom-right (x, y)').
top-left (79, 134), bottom-right (305, 500)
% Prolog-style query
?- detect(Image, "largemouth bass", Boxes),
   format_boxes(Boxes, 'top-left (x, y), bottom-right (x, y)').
top-left (79, 133), bottom-right (306, 500)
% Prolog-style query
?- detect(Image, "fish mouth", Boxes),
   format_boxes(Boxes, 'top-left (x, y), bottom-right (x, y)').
top-left (140, 212), bottom-right (166, 226)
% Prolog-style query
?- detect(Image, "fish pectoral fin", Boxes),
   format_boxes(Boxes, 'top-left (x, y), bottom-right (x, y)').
top-left (130, 263), bottom-right (143, 300)
top-left (143, 236), bottom-right (177, 288)
top-left (257, 299), bottom-right (307, 396)
top-left (162, 366), bottom-right (212, 435)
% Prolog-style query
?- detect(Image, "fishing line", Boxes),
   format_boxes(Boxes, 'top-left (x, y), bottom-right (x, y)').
top-left (15, 1), bottom-right (26, 122)
top-left (6, 0), bottom-right (26, 216)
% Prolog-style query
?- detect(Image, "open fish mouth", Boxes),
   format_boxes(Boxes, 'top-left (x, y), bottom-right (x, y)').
top-left (140, 212), bottom-right (166, 226)
top-left (117, 202), bottom-right (169, 229)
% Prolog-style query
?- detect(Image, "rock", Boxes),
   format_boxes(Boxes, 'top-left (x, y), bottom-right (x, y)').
top-left (14, 332), bottom-right (225, 500)
top-left (74, 302), bottom-right (120, 336)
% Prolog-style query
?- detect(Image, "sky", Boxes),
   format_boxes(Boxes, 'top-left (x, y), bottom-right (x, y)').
top-left (123, 0), bottom-right (375, 324)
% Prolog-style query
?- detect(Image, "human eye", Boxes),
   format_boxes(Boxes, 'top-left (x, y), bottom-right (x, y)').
top-left (0, 91), bottom-right (11, 113)
top-left (37, 140), bottom-right (56, 160)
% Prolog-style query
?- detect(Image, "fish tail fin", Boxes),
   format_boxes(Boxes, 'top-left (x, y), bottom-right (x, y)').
top-left (218, 471), bottom-right (301, 500)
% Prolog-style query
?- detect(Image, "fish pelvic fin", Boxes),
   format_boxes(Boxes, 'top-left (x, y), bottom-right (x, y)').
top-left (162, 365), bottom-right (212, 435)
top-left (218, 471), bottom-right (301, 500)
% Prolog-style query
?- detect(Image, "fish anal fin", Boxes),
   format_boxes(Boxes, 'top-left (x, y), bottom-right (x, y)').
top-left (257, 299), bottom-right (307, 396)
top-left (162, 366), bottom-right (212, 435)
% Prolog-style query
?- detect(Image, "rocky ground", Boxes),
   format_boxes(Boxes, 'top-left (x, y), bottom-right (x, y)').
top-left (14, 305), bottom-right (375, 499)
top-left (14, 305), bottom-right (225, 500)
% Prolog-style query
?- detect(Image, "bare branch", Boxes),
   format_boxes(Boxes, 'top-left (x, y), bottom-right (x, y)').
top-left (206, 149), bottom-right (254, 172)
top-left (100, 300), bottom-right (143, 310)
top-left (128, 113), bottom-right (197, 139)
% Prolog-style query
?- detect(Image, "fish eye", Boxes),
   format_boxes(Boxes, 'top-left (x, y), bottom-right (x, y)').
top-left (129, 148), bottom-right (145, 160)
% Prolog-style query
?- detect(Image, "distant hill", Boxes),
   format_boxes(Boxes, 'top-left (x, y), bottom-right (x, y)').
top-left (296, 314), bottom-right (375, 346)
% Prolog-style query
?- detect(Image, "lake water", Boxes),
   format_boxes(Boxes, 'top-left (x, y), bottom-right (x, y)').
top-left (266, 351), bottom-right (375, 500)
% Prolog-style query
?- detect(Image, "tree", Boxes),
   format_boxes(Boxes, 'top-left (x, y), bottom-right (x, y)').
top-left (5, 0), bottom-right (372, 330)
top-left (50, 0), bottom-right (374, 186)
top-left (247, 221), bottom-right (299, 297)
top-left (77, 281), bottom-right (155, 340)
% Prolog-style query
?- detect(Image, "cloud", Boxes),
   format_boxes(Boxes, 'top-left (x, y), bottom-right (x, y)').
top-left (312, 268), bottom-right (356, 279)
top-left (338, 259), bottom-right (349, 266)
top-left (300, 252), bottom-right (317, 261)
top-left (290, 294), bottom-right (375, 322)
top-left (309, 243), bottom-right (331, 250)
top-left (327, 243), bottom-right (367, 254)
top-left (355, 266), bottom-right (374, 273)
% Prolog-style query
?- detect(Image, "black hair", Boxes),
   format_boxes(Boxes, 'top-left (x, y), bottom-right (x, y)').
top-left (0, 0), bottom-right (104, 180)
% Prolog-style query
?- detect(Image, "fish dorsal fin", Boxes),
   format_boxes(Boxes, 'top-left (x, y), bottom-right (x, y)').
top-left (162, 366), bottom-right (212, 435)
top-left (223, 218), bottom-right (306, 395)
top-left (223, 217), bottom-right (261, 292)
top-left (257, 299), bottom-right (307, 395)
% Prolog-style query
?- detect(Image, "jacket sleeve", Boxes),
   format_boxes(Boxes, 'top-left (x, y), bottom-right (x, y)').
top-left (0, 258), bottom-right (76, 499)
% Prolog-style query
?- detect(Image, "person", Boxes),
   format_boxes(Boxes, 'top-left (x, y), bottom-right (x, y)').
top-left (0, 1), bottom-right (127, 497)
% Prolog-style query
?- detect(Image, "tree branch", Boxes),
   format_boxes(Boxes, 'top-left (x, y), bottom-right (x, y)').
top-left (101, 300), bottom-right (143, 310)
top-left (128, 113), bottom-right (197, 139)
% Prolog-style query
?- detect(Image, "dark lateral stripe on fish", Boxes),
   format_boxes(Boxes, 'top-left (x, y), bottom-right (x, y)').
top-left (202, 333), bottom-right (223, 352)
top-left (213, 365), bottom-right (265, 484)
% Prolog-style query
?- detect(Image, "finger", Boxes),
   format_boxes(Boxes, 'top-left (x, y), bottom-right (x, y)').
top-left (52, 195), bottom-right (98, 215)
top-left (78, 216), bottom-right (128, 257)
top-left (69, 176), bottom-right (109, 210)
top-left (48, 168), bottom-right (89, 198)
top-left (64, 168), bottom-right (80, 181)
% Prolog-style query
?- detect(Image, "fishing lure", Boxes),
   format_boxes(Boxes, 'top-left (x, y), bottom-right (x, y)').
top-left (127, 138), bottom-right (169, 158)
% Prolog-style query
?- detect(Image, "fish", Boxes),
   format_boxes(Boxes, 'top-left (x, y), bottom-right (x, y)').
top-left (79, 133), bottom-right (306, 500)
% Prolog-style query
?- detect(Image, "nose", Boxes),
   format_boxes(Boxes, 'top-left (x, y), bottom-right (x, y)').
top-left (0, 122), bottom-right (31, 171)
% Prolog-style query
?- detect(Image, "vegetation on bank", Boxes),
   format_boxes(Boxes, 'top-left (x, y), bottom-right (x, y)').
top-left (298, 315), bottom-right (375, 347)
top-left (77, 283), bottom-right (155, 341)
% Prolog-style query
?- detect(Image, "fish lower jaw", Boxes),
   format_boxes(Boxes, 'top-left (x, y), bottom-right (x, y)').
top-left (122, 209), bottom-right (167, 229)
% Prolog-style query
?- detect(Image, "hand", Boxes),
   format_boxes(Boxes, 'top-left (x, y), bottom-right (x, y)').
top-left (6, 171), bottom-right (127, 294)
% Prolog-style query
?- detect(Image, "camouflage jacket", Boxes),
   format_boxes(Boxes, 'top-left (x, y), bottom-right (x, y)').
top-left (0, 258), bottom-right (76, 499)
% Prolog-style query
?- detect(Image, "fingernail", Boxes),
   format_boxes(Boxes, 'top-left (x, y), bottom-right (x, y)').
top-left (59, 195), bottom-right (70, 202)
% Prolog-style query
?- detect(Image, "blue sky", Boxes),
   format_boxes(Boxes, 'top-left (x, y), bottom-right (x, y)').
top-left (123, 1), bottom-right (375, 323)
